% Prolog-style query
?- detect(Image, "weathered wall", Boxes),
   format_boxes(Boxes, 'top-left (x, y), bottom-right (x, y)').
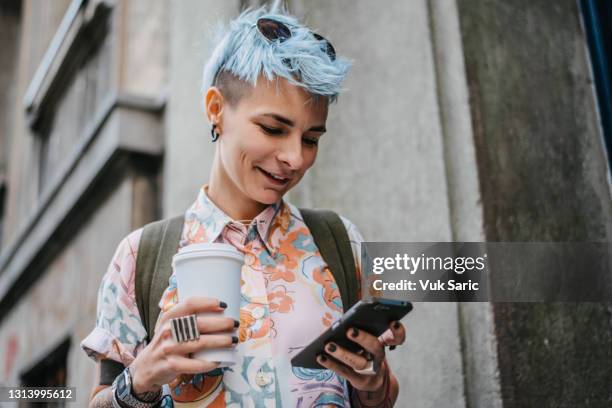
top-left (457, 0), bottom-right (612, 406)
top-left (163, 0), bottom-right (240, 218)
top-left (3, 0), bottom-right (72, 246)
top-left (0, 0), bottom-right (166, 401)
top-left (0, 1), bottom-right (22, 180)
top-left (0, 176), bottom-right (132, 405)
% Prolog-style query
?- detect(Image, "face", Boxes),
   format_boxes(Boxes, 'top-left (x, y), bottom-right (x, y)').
top-left (207, 76), bottom-right (329, 206)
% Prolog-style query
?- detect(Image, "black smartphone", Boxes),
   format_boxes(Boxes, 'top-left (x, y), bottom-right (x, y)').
top-left (290, 298), bottom-right (413, 369)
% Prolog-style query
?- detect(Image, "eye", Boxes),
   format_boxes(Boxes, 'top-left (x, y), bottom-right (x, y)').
top-left (303, 137), bottom-right (319, 147)
top-left (259, 124), bottom-right (284, 135)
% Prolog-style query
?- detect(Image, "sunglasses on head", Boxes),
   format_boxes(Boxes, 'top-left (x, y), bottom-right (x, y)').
top-left (256, 17), bottom-right (337, 61)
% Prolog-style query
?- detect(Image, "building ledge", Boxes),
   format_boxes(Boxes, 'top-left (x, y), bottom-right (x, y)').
top-left (0, 92), bottom-right (164, 321)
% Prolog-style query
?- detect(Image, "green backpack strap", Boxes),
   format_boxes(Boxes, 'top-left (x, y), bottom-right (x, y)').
top-left (135, 215), bottom-right (184, 342)
top-left (299, 208), bottom-right (359, 311)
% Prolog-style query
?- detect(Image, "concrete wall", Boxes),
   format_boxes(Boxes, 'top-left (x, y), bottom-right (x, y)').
top-left (163, 0), bottom-right (240, 218)
top-left (0, 0), bottom-right (166, 401)
top-left (0, 1), bottom-right (22, 179)
top-left (2, 0), bottom-right (72, 245)
top-left (457, 0), bottom-right (612, 406)
top-left (0, 176), bottom-right (132, 405)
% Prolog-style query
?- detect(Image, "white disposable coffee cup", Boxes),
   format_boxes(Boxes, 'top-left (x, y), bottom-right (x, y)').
top-left (172, 243), bottom-right (244, 367)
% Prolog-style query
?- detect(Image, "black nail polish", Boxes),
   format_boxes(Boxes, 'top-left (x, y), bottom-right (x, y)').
top-left (351, 328), bottom-right (359, 338)
top-left (219, 301), bottom-right (228, 309)
top-left (327, 343), bottom-right (337, 352)
top-left (318, 354), bottom-right (327, 362)
top-left (389, 345), bottom-right (396, 351)
top-left (393, 321), bottom-right (401, 330)
top-left (232, 336), bottom-right (239, 344)
top-left (233, 319), bottom-right (240, 328)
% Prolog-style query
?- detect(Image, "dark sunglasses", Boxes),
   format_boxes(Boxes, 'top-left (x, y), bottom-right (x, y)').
top-left (256, 17), bottom-right (336, 61)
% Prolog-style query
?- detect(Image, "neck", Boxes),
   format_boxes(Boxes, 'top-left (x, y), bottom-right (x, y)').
top-left (207, 155), bottom-right (268, 221)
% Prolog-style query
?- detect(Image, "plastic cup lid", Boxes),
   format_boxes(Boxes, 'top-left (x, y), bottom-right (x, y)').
top-left (175, 242), bottom-right (244, 262)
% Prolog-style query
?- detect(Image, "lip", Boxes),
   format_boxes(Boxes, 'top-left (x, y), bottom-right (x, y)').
top-left (257, 167), bottom-right (292, 186)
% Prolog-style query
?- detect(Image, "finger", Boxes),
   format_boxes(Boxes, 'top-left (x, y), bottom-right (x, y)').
top-left (156, 316), bottom-right (237, 346)
top-left (378, 321), bottom-right (406, 347)
top-left (159, 297), bottom-right (226, 323)
top-left (197, 316), bottom-right (239, 334)
top-left (316, 354), bottom-right (363, 386)
top-left (165, 334), bottom-right (238, 356)
top-left (167, 355), bottom-right (221, 375)
top-left (324, 342), bottom-right (370, 371)
top-left (390, 320), bottom-right (406, 344)
top-left (346, 327), bottom-right (385, 360)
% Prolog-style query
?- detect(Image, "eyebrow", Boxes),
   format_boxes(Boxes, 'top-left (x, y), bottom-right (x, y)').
top-left (259, 113), bottom-right (327, 133)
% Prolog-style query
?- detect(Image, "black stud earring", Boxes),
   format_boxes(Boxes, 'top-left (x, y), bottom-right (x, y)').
top-left (211, 124), bottom-right (219, 142)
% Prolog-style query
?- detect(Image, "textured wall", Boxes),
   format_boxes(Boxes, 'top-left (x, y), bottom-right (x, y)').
top-left (163, 0), bottom-right (241, 218)
top-left (2, 0), bottom-right (72, 246)
top-left (457, 0), bottom-right (612, 406)
top-left (0, 177), bottom-right (133, 405)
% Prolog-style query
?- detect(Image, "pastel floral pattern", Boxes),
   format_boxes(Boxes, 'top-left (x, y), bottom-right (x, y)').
top-left (81, 185), bottom-right (365, 407)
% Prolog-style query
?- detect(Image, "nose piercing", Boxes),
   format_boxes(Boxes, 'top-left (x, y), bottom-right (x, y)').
top-left (211, 124), bottom-right (219, 142)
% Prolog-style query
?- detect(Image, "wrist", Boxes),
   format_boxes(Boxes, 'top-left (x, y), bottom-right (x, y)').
top-left (112, 365), bottom-right (162, 407)
top-left (130, 363), bottom-right (161, 397)
top-left (354, 361), bottom-right (391, 407)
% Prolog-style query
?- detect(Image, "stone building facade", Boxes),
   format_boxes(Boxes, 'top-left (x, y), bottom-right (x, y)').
top-left (0, 0), bottom-right (610, 406)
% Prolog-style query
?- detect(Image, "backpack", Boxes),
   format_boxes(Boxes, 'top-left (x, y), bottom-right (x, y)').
top-left (100, 209), bottom-right (360, 399)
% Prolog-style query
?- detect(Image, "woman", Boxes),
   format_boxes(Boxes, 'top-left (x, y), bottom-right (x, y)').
top-left (82, 6), bottom-right (406, 407)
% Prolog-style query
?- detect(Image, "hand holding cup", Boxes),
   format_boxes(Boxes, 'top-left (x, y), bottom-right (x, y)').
top-left (129, 297), bottom-right (238, 395)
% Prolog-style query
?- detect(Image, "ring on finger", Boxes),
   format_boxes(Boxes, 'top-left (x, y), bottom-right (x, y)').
top-left (353, 359), bottom-right (378, 376)
top-left (170, 314), bottom-right (200, 343)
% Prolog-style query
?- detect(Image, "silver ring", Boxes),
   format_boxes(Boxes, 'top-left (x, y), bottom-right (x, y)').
top-left (353, 359), bottom-right (378, 376)
top-left (170, 314), bottom-right (200, 343)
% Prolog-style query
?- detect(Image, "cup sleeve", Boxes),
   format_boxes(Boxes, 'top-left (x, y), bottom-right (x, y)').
top-left (80, 229), bottom-right (148, 367)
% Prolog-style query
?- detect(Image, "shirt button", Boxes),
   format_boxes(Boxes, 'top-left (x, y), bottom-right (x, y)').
top-left (256, 371), bottom-right (272, 387)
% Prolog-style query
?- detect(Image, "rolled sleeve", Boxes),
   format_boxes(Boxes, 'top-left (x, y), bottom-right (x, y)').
top-left (80, 229), bottom-right (148, 366)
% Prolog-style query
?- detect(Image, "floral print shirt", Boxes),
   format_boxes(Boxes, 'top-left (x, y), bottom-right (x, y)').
top-left (81, 185), bottom-right (364, 407)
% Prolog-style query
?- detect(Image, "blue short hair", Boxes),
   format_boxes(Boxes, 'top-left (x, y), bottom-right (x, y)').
top-left (201, 6), bottom-right (351, 105)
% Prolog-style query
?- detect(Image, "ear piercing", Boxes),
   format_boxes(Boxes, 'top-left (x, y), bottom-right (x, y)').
top-left (211, 124), bottom-right (219, 142)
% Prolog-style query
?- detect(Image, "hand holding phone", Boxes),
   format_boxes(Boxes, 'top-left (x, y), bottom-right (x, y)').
top-left (290, 298), bottom-right (413, 369)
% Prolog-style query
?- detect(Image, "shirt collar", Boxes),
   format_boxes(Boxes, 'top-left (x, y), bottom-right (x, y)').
top-left (182, 184), bottom-right (286, 256)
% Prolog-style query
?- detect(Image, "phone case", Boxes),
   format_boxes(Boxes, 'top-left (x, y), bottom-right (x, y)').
top-left (290, 298), bottom-right (413, 369)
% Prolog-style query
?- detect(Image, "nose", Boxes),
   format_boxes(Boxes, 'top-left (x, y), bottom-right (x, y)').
top-left (277, 134), bottom-right (304, 171)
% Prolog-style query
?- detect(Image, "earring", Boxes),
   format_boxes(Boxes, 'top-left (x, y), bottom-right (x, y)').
top-left (211, 124), bottom-right (219, 142)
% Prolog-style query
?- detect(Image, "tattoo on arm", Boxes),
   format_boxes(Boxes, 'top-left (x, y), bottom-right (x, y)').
top-left (89, 386), bottom-right (116, 408)
top-left (134, 388), bottom-right (163, 402)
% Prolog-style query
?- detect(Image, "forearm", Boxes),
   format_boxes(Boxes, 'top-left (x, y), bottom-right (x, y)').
top-left (89, 386), bottom-right (115, 408)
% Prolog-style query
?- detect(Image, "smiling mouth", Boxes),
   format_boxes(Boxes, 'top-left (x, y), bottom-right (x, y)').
top-left (257, 167), bottom-right (291, 185)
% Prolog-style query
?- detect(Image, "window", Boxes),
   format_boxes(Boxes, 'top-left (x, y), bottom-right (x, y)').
top-left (19, 338), bottom-right (70, 408)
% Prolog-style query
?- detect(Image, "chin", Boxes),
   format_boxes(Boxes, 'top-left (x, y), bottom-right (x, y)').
top-left (251, 187), bottom-right (285, 205)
